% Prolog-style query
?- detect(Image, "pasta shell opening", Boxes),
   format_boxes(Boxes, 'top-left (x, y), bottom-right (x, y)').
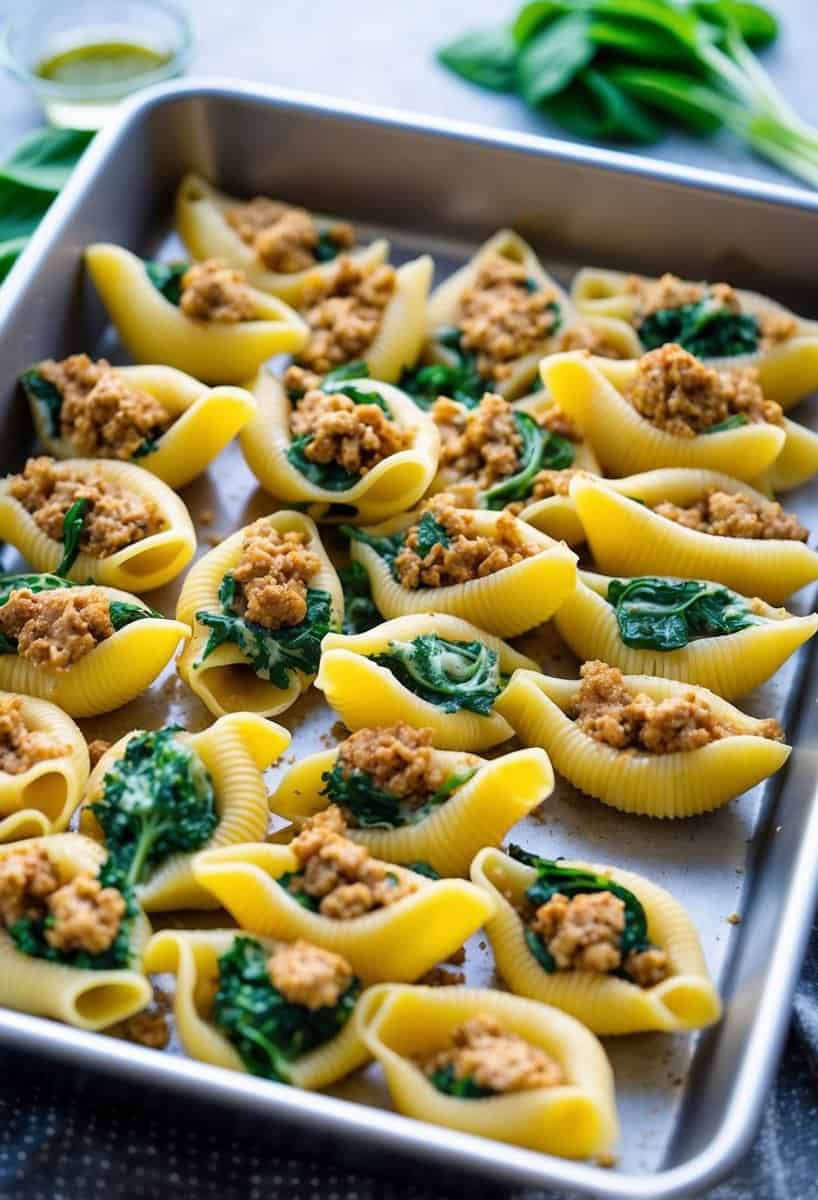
top-left (21, 772), bottom-right (69, 822)
top-left (72, 980), bottom-right (149, 1027)
top-left (192, 663), bottom-right (298, 716)
top-left (115, 540), bottom-right (191, 584)
top-left (659, 979), bottom-right (722, 1026)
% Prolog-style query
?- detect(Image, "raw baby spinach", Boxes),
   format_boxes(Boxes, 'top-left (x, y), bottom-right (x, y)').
top-left (638, 296), bottom-right (759, 357)
top-left (371, 634), bottom-right (502, 715)
top-left (606, 576), bottom-right (761, 650)
top-left (321, 761), bottom-right (479, 829)
top-left (480, 410), bottom-right (574, 509)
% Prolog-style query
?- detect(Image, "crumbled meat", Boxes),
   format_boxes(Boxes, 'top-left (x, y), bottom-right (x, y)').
top-left (336, 724), bottom-right (448, 816)
top-left (290, 387), bottom-right (408, 477)
top-left (527, 468), bottom-right (584, 501)
top-left (536, 405), bottom-right (581, 441)
top-left (10, 457), bottom-right (164, 558)
top-left (0, 696), bottom-right (70, 775)
top-left (459, 255), bottom-right (561, 382)
top-left (45, 873), bottom-right (125, 955)
top-left (179, 259), bottom-right (258, 323)
top-left (226, 197), bottom-right (355, 274)
top-left (0, 587), bottom-right (114, 670)
top-left (421, 1012), bottom-right (563, 1093)
top-left (432, 393), bottom-right (522, 490)
top-left (297, 257), bottom-right (397, 373)
top-left (229, 520), bottom-right (321, 630)
top-left (393, 495), bottom-right (540, 590)
top-left (38, 354), bottom-right (172, 460)
top-left (625, 274), bottom-right (798, 348)
top-left (87, 738), bottom-right (111, 768)
top-left (623, 344), bottom-right (782, 437)
top-left (111, 1006), bottom-right (170, 1049)
top-left (654, 487), bottom-right (808, 541)
top-left (558, 322), bottom-right (626, 358)
top-left (267, 938), bottom-right (353, 1009)
top-left (287, 805), bottom-right (419, 920)
top-left (757, 309), bottom-right (799, 346)
top-left (0, 845), bottom-right (60, 926)
top-left (572, 660), bottom-right (782, 752)
top-left (624, 947), bottom-right (672, 988)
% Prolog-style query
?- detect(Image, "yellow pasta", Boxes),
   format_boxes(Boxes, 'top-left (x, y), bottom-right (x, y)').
top-left (348, 508), bottom-right (577, 637)
top-left (192, 843), bottom-right (495, 982)
top-left (569, 472), bottom-right (818, 603)
top-left (495, 668), bottom-right (789, 818)
top-left (571, 265), bottom-right (818, 408)
top-left (176, 511), bottom-right (342, 719)
top-left (541, 352), bottom-right (785, 481)
top-left (554, 570), bottom-right (818, 699)
top-left (0, 579), bottom-right (189, 717)
top-left (757, 416), bottom-right (818, 493)
top-left (84, 243), bottom-right (308, 383)
top-left (315, 613), bottom-right (537, 750)
top-left (81, 712), bottom-right (289, 911)
top-left (239, 373), bottom-right (439, 523)
top-left (0, 833), bottom-right (152, 1030)
top-left (471, 847), bottom-right (722, 1035)
top-left (23, 362), bottom-right (257, 490)
top-left (270, 745), bottom-right (553, 877)
top-left (0, 692), bottom-right (89, 841)
top-left (0, 458), bottom-right (195, 593)
top-left (354, 983), bottom-right (618, 1159)
top-left (175, 173), bottom-right (390, 306)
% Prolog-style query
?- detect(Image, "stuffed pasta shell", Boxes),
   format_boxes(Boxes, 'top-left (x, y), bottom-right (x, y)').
top-left (80, 712), bottom-right (289, 911)
top-left (355, 983), bottom-right (617, 1160)
top-left (0, 692), bottom-right (89, 841)
top-left (271, 722), bottom-right (553, 877)
top-left (20, 354), bottom-right (256, 489)
top-left (495, 663), bottom-right (789, 818)
top-left (470, 846), bottom-right (721, 1035)
top-left (0, 573), bottom-right (188, 717)
top-left (176, 511), bottom-right (342, 719)
top-left (84, 244), bottom-right (308, 383)
top-left (0, 456), bottom-right (195, 592)
top-left (192, 805), bottom-right (494, 983)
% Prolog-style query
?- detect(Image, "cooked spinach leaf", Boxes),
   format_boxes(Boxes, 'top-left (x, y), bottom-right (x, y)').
top-left (287, 383), bottom-right (391, 486)
top-left (55, 497), bottom-right (89, 576)
top-left (277, 871), bottom-right (319, 911)
top-left (414, 511), bottom-right (451, 558)
top-left (404, 861), bottom-right (441, 880)
top-left (321, 762), bottom-right (479, 829)
top-left (703, 413), bottom-right (749, 434)
top-left (371, 634), bottom-right (501, 714)
top-left (323, 361), bottom-right (370, 386)
top-left (480, 410), bottom-right (574, 509)
top-left (429, 1064), bottom-right (496, 1099)
top-left (607, 576), bottom-right (761, 651)
top-left (639, 297), bottom-right (759, 357)
top-left (196, 574), bottom-right (332, 688)
top-left (109, 600), bottom-right (160, 630)
top-left (339, 561), bottom-right (382, 634)
top-left (213, 935), bottom-right (359, 1081)
top-left (315, 230), bottom-right (344, 262)
top-left (399, 326), bottom-right (486, 410)
top-left (0, 572), bottom-right (80, 607)
top-left (132, 431), bottom-right (165, 459)
top-left (144, 260), bottom-right (188, 306)
top-left (341, 524), bottom-right (404, 573)
top-left (19, 368), bottom-right (63, 436)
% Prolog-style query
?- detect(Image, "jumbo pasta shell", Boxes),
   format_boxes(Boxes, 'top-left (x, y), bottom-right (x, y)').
top-left (553, 570), bottom-right (818, 699)
top-left (354, 983), bottom-right (618, 1160)
top-left (84, 243), bottom-right (308, 384)
top-left (756, 417), bottom-right (818, 493)
top-left (81, 713), bottom-right (290, 911)
top-left (192, 842), bottom-right (495, 983)
top-left (0, 458), bottom-right (195, 593)
top-left (175, 173), bottom-right (390, 305)
top-left (314, 613), bottom-right (536, 751)
top-left (240, 373), bottom-right (439, 523)
top-left (271, 745), bottom-right (553, 877)
top-left (0, 692), bottom-right (89, 840)
top-left (570, 473), bottom-right (818, 603)
top-left (495, 669), bottom-right (789, 818)
top-left (176, 511), bottom-right (342, 719)
top-left (471, 847), bottom-right (721, 1035)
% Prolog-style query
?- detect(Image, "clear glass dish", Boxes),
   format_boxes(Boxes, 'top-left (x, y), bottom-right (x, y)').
top-left (2, 0), bottom-right (193, 129)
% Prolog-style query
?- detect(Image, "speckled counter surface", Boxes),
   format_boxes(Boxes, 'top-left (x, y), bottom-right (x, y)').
top-left (0, 2), bottom-right (816, 1197)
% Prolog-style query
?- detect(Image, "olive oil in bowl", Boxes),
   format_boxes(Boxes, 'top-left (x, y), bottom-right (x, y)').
top-left (36, 41), bottom-right (172, 87)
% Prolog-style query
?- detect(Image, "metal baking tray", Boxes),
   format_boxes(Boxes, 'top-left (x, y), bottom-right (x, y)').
top-left (2, 79), bottom-right (818, 1199)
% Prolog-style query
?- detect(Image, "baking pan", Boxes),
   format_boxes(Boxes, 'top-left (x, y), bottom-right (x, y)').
top-left (1, 79), bottom-right (818, 1198)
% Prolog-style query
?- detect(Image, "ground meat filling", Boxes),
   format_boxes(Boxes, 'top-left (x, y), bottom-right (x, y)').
top-left (290, 387), bottom-right (409, 477)
top-left (0, 587), bottom-right (114, 670)
top-left (433, 394), bottom-right (522, 491)
top-left (558, 321), bottom-right (625, 358)
top-left (623, 344), bottom-right (782, 437)
top-left (267, 939), bottom-right (354, 1010)
top-left (527, 468), bottom-right (585, 502)
top-left (421, 1012), bottom-right (564, 1094)
top-left (225, 197), bottom-right (355, 274)
top-left (393, 495), bottom-right (540, 590)
top-left (286, 805), bottom-right (418, 920)
top-left (296, 257), bottom-right (397, 374)
top-left (654, 487), bottom-right (808, 542)
top-left (624, 273), bottom-right (798, 348)
top-left (179, 259), bottom-right (258, 323)
top-left (336, 724), bottom-right (448, 816)
top-left (230, 521), bottom-right (322, 629)
top-left (0, 845), bottom-right (124, 956)
top-left (10, 457), bottom-right (164, 558)
top-left (38, 354), bottom-right (173, 460)
top-left (0, 696), bottom-right (71, 775)
top-left (530, 890), bottom-right (671, 988)
top-left (458, 255), bottom-right (561, 383)
top-left (572, 660), bottom-right (782, 753)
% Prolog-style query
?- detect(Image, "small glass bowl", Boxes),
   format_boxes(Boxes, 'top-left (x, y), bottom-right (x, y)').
top-left (3, 0), bottom-right (193, 129)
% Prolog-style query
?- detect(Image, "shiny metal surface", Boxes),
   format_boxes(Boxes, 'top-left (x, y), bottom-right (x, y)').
top-left (1, 79), bottom-right (818, 1198)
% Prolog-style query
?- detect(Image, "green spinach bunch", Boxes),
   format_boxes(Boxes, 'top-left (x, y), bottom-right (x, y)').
top-left (371, 634), bottom-right (502, 714)
top-left (321, 761), bottom-right (479, 828)
top-left (607, 576), bottom-right (761, 650)
top-left (213, 936), bottom-right (360, 1081)
top-left (480, 410), bottom-right (574, 509)
top-left (196, 574), bottom-right (332, 687)
top-left (639, 296), bottom-right (760, 358)
top-left (399, 326), bottom-right (486, 410)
